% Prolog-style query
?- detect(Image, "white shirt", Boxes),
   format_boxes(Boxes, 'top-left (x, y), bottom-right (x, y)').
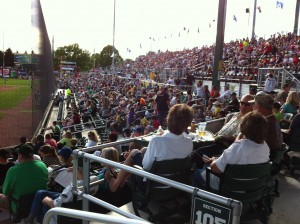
top-left (142, 132), bottom-right (193, 171)
top-left (196, 86), bottom-right (204, 98)
top-left (203, 139), bottom-right (270, 189)
top-left (264, 77), bottom-right (277, 92)
top-left (85, 140), bottom-right (98, 148)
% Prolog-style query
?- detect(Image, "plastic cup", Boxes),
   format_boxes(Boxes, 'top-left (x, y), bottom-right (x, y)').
top-left (198, 122), bottom-right (207, 137)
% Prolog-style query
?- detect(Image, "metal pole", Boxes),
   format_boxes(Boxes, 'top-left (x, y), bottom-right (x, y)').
top-left (212, 0), bottom-right (227, 89)
top-left (111, 0), bottom-right (116, 74)
top-left (252, 0), bottom-right (257, 39)
top-left (294, 0), bottom-right (300, 35)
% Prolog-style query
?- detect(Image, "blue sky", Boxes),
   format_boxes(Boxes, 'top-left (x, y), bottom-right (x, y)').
top-left (0, 0), bottom-right (297, 59)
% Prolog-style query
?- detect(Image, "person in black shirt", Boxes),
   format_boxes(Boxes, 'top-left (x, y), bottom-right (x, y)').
top-left (155, 87), bottom-right (170, 127)
top-left (0, 149), bottom-right (15, 190)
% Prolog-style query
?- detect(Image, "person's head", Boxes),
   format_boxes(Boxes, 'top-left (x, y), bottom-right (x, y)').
top-left (58, 147), bottom-right (73, 166)
top-left (239, 94), bottom-right (254, 115)
top-left (123, 128), bottom-right (131, 138)
top-left (88, 130), bottom-right (99, 142)
top-left (64, 131), bottom-right (73, 139)
top-left (240, 111), bottom-right (267, 144)
top-left (286, 91), bottom-right (300, 107)
top-left (197, 80), bottom-right (202, 87)
top-left (282, 83), bottom-right (290, 92)
top-left (36, 134), bottom-right (44, 143)
top-left (39, 145), bottom-right (58, 159)
top-left (100, 147), bottom-right (119, 167)
top-left (231, 92), bottom-right (237, 99)
top-left (144, 125), bottom-right (155, 135)
top-left (252, 94), bottom-right (274, 114)
top-left (224, 84), bottom-right (229, 91)
top-left (45, 133), bottom-right (52, 140)
top-left (20, 136), bottom-right (28, 144)
top-left (132, 126), bottom-right (143, 137)
top-left (108, 132), bottom-right (118, 142)
top-left (57, 142), bottom-right (66, 150)
top-left (17, 143), bottom-right (34, 162)
top-left (0, 148), bottom-right (10, 162)
top-left (167, 104), bottom-right (193, 135)
top-left (53, 121), bottom-right (57, 126)
top-left (273, 102), bottom-right (281, 112)
top-left (70, 138), bottom-right (78, 148)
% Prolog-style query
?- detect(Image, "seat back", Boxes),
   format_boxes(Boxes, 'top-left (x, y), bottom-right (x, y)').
top-left (288, 128), bottom-right (300, 151)
top-left (147, 156), bottom-right (192, 202)
top-left (10, 193), bottom-right (36, 222)
top-left (282, 113), bottom-right (294, 120)
top-left (220, 162), bottom-right (272, 203)
top-left (271, 143), bottom-right (288, 175)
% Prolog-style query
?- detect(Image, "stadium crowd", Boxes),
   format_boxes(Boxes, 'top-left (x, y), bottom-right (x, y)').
top-left (1, 32), bottom-right (300, 223)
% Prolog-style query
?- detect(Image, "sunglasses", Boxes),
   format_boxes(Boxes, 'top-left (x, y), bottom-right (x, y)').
top-left (88, 134), bottom-right (92, 137)
top-left (240, 102), bottom-right (251, 106)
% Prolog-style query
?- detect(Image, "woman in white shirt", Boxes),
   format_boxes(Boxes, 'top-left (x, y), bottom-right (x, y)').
top-left (108, 104), bottom-right (194, 192)
top-left (85, 130), bottom-right (99, 147)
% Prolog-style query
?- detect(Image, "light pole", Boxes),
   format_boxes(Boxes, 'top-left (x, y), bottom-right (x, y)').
top-left (251, 0), bottom-right (257, 39)
top-left (111, 0), bottom-right (116, 74)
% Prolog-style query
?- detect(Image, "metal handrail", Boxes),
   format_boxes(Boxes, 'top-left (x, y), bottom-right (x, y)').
top-left (43, 207), bottom-right (150, 224)
top-left (70, 142), bottom-right (242, 223)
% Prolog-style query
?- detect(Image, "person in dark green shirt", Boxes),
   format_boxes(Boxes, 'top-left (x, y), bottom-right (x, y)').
top-left (0, 144), bottom-right (48, 213)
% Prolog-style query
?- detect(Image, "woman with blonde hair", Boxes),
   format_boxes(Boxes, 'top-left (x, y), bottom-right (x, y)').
top-left (281, 91), bottom-right (299, 115)
top-left (39, 145), bottom-right (62, 167)
top-left (85, 130), bottom-right (99, 147)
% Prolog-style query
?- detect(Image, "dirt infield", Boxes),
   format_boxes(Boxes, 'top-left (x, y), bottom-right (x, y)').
top-left (0, 86), bottom-right (16, 91)
top-left (0, 94), bottom-right (33, 148)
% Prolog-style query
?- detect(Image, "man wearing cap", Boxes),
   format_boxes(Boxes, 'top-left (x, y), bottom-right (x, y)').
top-left (0, 144), bottom-right (48, 212)
top-left (225, 92), bottom-right (240, 112)
top-left (250, 94), bottom-right (283, 158)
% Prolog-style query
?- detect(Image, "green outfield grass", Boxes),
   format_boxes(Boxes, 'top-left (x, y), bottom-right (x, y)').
top-left (0, 78), bottom-right (31, 110)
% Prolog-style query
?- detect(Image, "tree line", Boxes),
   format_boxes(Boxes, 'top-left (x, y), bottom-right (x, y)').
top-left (0, 44), bottom-right (131, 72)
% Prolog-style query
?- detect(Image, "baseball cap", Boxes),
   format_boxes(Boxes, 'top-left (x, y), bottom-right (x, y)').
top-left (145, 125), bottom-right (155, 132)
top-left (58, 147), bottom-right (72, 159)
top-left (17, 143), bottom-right (34, 157)
top-left (134, 126), bottom-right (143, 134)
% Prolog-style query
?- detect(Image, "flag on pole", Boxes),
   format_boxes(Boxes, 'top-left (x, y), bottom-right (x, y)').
top-left (257, 6), bottom-right (262, 13)
top-left (198, 27), bottom-right (199, 33)
top-left (276, 1), bottom-right (284, 9)
top-left (233, 15), bottom-right (237, 22)
top-left (140, 43), bottom-right (142, 48)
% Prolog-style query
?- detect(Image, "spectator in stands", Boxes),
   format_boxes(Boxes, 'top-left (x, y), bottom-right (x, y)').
top-left (108, 104), bottom-right (194, 192)
top-left (280, 91), bottom-right (299, 116)
top-left (193, 112), bottom-right (270, 189)
top-left (0, 149), bottom-right (15, 189)
top-left (58, 131), bottom-right (73, 148)
top-left (45, 121), bottom-right (61, 136)
top-left (170, 93), bottom-right (180, 107)
top-left (25, 147), bottom-right (118, 224)
top-left (44, 133), bottom-right (57, 149)
top-left (12, 136), bottom-right (28, 161)
top-left (33, 134), bottom-right (45, 155)
top-left (85, 131), bottom-right (99, 148)
top-left (155, 87), bottom-right (170, 127)
top-left (57, 147), bottom-right (73, 167)
top-left (0, 144), bottom-right (48, 213)
top-left (275, 83), bottom-right (290, 105)
top-left (196, 80), bottom-right (204, 98)
top-left (218, 84), bottom-right (231, 103)
top-left (264, 73), bottom-right (277, 93)
top-left (193, 94), bottom-right (254, 159)
top-left (225, 92), bottom-right (240, 113)
top-left (38, 145), bottom-right (61, 167)
top-left (210, 85), bottom-right (220, 98)
top-left (144, 125), bottom-right (155, 135)
top-left (250, 94), bottom-right (283, 158)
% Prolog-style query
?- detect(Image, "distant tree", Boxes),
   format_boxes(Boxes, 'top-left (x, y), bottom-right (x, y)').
top-left (0, 48), bottom-right (14, 67)
top-left (5, 48), bottom-right (14, 67)
top-left (53, 44), bottom-right (91, 71)
top-left (99, 45), bottom-right (123, 68)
